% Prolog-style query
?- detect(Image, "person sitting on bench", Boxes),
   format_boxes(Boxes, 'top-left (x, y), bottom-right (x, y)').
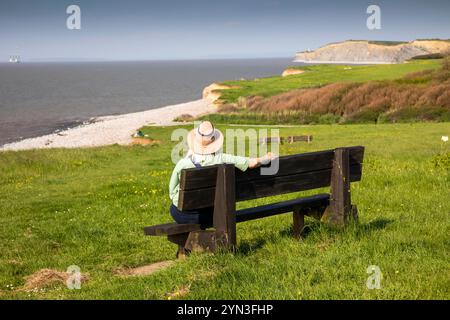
top-left (169, 121), bottom-right (275, 226)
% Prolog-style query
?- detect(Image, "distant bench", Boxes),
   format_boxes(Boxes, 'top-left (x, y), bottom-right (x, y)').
top-left (144, 146), bottom-right (365, 257)
top-left (259, 135), bottom-right (313, 144)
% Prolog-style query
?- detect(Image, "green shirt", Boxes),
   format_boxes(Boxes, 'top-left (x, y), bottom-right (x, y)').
top-left (169, 153), bottom-right (250, 208)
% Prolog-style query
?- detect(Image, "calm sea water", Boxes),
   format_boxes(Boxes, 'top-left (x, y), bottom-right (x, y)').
top-left (0, 58), bottom-right (293, 145)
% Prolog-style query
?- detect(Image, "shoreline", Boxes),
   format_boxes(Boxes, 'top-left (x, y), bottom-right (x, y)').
top-left (293, 59), bottom-right (395, 64)
top-left (0, 99), bottom-right (215, 151)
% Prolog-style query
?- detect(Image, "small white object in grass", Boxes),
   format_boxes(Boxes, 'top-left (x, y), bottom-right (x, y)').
top-left (442, 136), bottom-right (449, 142)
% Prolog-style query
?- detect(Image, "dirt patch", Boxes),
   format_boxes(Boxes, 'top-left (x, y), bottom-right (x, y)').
top-left (174, 113), bottom-right (195, 122)
top-left (282, 68), bottom-right (305, 77)
top-left (202, 83), bottom-right (240, 105)
top-left (130, 137), bottom-right (161, 146)
top-left (22, 268), bottom-right (90, 291)
top-left (115, 260), bottom-right (175, 277)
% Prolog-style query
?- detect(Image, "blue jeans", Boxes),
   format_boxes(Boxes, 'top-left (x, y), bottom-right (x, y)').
top-left (170, 204), bottom-right (214, 228)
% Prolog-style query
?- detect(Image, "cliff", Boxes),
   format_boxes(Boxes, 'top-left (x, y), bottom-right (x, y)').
top-left (294, 40), bottom-right (450, 64)
top-left (202, 83), bottom-right (239, 105)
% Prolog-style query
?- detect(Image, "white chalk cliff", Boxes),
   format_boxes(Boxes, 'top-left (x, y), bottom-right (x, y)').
top-left (295, 40), bottom-right (450, 64)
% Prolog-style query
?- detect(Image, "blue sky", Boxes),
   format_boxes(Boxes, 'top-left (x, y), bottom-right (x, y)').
top-left (1, 0), bottom-right (450, 61)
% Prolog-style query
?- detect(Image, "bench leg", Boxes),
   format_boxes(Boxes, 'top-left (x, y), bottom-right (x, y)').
top-left (213, 164), bottom-right (237, 251)
top-left (293, 209), bottom-right (305, 240)
top-left (185, 230), bottom-right (216, 253)
top-left (321, 148), bottom-right (352, 227)
top-left (168, 233), bottom-right (190, 259)
top-left (168, 231), bottom-right (217, 258)
top-left (176, 246), bottom-right (189, 259)
top-left (351, 205), bottom-right (359, 223)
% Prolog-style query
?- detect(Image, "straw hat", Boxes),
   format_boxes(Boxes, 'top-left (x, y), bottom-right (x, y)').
top-left (187, 121), bottom-right (224, 155)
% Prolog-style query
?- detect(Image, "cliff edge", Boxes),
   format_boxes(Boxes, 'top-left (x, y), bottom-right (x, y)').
top-left (295, 40), bottom-right (450, 64)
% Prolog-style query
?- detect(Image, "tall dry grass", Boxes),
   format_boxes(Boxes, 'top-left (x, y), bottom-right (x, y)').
top-left (244, 58), bottom-right (450, 123)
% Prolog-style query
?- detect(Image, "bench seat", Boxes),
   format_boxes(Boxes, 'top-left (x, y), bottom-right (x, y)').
top-left (236, 193), bottom-right (329, 223)
top-left (144, 193), bottom-right (329, 236)
top-left (144, 222), bottom-right (201, 236)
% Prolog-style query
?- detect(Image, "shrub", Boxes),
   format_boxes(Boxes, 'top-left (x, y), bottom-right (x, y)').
top-left (376, 113), bottom-right (390, 124)
top-left (410, 53), bottom-right (445, 60)
top-left (383, 106), bottom-right (450, 122)
top-left (237, 96), bottom-right (248, 109)
top-left (318, 113), bottom-right (341, 124)
top-left (442, 57), bottom-right (450, 71)
top-left (218, 104), bottom-right (240, 113)
top-left (173, 114), bottom-right (195, 122)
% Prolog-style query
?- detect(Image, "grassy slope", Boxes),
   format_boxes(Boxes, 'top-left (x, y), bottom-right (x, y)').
top-left (1, 123), bottom-right (449, 299)
top-left (218, 60), bottom-right (442, 104)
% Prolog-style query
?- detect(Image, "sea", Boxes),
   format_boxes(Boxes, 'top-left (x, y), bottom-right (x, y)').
top-left (0, 58), bottom-right (293, 146)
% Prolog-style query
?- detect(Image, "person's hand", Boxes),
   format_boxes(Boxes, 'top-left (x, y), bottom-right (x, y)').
top-left (267, 152), bottom-right (277, 159)
top-left (260, 152), bottom-right (277, 165)
top-left (249, 152), bottom-right (278, 168)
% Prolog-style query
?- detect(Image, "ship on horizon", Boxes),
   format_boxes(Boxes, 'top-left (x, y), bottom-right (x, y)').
top-left (9, 55), bottom-right (21, 63)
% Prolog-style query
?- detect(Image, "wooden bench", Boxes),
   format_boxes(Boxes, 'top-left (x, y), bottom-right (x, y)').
top-left (144, 146), bottom-right (365, 257)
top-left (259, 135), bottom-right (313, 144)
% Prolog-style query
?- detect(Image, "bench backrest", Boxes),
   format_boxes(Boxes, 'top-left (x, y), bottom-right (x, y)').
top-left (178, 146), bottom-right (365, 211)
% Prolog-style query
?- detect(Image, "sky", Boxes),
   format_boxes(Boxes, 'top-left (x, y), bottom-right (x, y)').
top-left (1, 0), bottom-right (450, 61)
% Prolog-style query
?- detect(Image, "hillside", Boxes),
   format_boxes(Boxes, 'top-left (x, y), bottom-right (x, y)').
top-left (294, 40), bottom-right (450, 64)
top-left (199, 58), bottom-right (449, 124)
top-left (243, 60), bottom-right (450, 123)
top-left (211, 59), bottom-right (441, 105)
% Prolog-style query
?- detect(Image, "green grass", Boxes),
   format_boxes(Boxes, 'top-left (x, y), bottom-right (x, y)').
top-left (0, 123), bottom-right (449, 299)
top-left (218, 59), bottom-right (442, 104)
top-left (318, 40), bottom-right (409, 47)
top-left (416, 38), bottom-right (450, 42)
top-left (367, 40), bottom-right (409, 46)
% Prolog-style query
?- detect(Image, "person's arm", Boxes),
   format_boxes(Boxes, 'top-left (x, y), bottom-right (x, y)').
top-left (220, 152), bottom-right (277, 171)
top-left (248, 152), bottom-right (276, 169)
top-left (168, 161), bottom-right (183, 202)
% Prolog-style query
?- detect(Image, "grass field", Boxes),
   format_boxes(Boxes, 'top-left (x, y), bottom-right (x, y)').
top-left (0, 123), bottom-right (449, 299)
top-left (217, 59), bottom-right (442, 104)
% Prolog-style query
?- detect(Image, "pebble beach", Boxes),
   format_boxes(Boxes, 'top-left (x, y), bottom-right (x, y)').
top-left (0, 99), bottom-right (215, 151)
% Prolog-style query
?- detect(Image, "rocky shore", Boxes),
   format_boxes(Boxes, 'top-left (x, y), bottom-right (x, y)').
top-left (1, 99), bottom-right (215, 151)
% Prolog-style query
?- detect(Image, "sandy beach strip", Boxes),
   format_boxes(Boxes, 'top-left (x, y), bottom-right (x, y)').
top-left (1, 99), bottom-right (215, 151)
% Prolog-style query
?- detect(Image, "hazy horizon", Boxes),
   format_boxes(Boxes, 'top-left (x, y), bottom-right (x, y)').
top-left (1, 0), bottom-right (450, 62)
top-left (0, 56), bottom-right (294, 63)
